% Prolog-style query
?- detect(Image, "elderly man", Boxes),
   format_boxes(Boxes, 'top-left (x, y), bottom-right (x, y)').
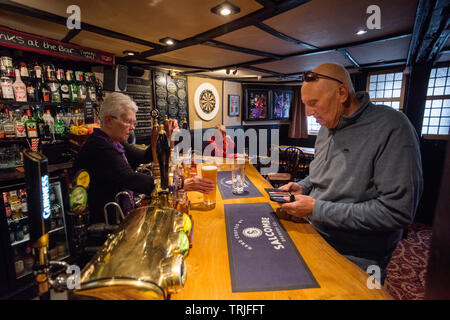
top-left (74, 92), bottom-right (214, 224)
top-left (280, 63), bottom-right (423, 284)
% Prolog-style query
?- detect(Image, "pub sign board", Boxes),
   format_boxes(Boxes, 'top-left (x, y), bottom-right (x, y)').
top-left (0, 26), bottom-right (115, 66)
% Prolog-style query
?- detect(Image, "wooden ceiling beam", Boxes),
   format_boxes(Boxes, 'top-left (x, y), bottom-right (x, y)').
top-left (121, 0), bottom-right (311, 61)
top-left (255, 22), bottom-right (318, 50)
top-left (337, 48), bottom-right (360, 68)
top-left (61, 29), bottom-right (81, 43)
top-left (204, 40), bottom-right (282, 59)
top-left (407, 0), bottom-right (450, 65)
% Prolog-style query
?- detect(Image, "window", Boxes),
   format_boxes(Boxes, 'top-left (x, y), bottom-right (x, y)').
top-left (367, 71), bottom-right (405, 111)
top-left (422, 66), bottom-right (450, 136)
top-left (307, 116), bottom-right (321, 134)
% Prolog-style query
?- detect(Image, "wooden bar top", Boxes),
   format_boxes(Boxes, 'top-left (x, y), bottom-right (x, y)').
top-left (171, 161), bottom-right (391, 300)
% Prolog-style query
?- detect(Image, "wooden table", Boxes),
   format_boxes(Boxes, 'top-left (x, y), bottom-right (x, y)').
top-left (171, 161), bottom-right (391, 300)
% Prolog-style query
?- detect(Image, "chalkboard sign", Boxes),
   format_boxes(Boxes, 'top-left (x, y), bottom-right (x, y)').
top-left (84, 96), bottom-right (95, 124)
top-left (0, 26), bottom-right (114, 66)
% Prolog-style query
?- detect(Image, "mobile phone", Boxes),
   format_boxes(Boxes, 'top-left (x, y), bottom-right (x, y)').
top-left (267, 190), bottom-right (294, 203)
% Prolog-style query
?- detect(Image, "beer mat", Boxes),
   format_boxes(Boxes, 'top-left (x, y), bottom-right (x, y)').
top-left (224, 203), bottom-right (319, 292)
top-left (217, 171), bottom-right (263, 199)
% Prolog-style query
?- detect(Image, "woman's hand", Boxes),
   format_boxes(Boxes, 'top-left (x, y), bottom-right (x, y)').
top-left (183, 176), bottom-right (216, 194)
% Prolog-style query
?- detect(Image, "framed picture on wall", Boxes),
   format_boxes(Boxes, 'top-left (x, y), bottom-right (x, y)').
top-left (228, 94), bottom-right (240, 116)
top-left (245, 89), bottom-right (269, 120)
top-left (271, 90), bottom-right (293, 120)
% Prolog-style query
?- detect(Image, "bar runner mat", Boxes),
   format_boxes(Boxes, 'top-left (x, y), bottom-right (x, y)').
top-left (217, 171), bottom-right (263, 199)
top-left (224, 203), bottom-right (319, 292)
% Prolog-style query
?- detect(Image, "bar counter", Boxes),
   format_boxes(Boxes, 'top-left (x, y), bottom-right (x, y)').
top-left (171, 161), bottom-right (391, 300)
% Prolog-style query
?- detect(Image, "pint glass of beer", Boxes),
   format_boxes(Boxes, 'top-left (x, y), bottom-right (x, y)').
top-left (201, 165), bottom-right (217, 205)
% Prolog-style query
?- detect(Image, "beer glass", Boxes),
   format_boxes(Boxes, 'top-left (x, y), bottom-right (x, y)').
top-left (201, 165), bottom-right (217, 205)
top-left (232, 157), bottom-right (246, 194)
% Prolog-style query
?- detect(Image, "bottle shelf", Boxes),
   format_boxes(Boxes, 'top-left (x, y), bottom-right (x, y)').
top-left (0, 99), bottom-right (96, 108)
top-left (11, 233), bottom-right (30, 247)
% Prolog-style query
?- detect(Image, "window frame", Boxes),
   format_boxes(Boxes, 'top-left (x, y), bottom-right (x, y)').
top-left (366, 68), bottom-right (406, 112)
top-left (422, 62), bottom-right (450, 139)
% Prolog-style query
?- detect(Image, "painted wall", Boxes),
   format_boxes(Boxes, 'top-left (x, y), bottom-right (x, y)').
top-left (222, 81), bottom-right (242, 127)
top-left (187, 76), bottom-right (223, 129)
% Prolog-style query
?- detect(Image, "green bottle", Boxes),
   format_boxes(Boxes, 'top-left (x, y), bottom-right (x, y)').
top-left (34, 106), bottom-right (45, 138)
top-left (66, 70), bottom-right (79, 103)
top-left (54, 108), bottom-right (66, 140)
top-left (24, 109), bottom-right (38, 138)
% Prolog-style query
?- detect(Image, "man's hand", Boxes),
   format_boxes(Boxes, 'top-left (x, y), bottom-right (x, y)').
top-left (183, 176), bottom-right (215, 194)
top-left (280, 194), bottom-right (315, 218)
top-left (279, 182), bottom-right (304, 195)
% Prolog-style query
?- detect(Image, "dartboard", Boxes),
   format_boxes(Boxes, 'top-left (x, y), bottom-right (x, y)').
top-left (194, 82), bottom-right (219, 121)
top-left (199, 89), bottom-right (216, 114)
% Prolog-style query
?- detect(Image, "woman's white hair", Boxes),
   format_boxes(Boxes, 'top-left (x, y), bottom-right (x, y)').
top-left (98, 92), bottom-right (138, 125)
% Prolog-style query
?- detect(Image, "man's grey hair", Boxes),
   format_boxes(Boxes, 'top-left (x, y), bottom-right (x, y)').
top-left (98, 92), bottom-right (138, 125)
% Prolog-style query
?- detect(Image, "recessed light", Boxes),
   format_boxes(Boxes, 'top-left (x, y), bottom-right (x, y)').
top-left (159, 37), bottom-right (177, 46)
top-left (356, 30), bottom-right (367, 35)
top-left (220, 8), bottom-right (231, 16)
top-left (123, 50), bottom-right (137, 56)
top-left (211, 1), bottom-right (240, 16)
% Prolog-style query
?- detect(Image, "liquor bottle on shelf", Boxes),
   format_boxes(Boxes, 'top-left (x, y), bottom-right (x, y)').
top-left (42, 109), bottom-right (55, 141)
top-left (12, 69), bottom-right (27, 102)
top-left (26, 79), bottom-right (36, 102)
top-left (24, 109), bottom-right (38, 138)
top-left (66, 70), bottom-right (79, 103)
top-left (43, 63), bottom-right (56, 82)
top-left (47, 66), bottom-right (61, 103)
top-left (54, 107), bottom-right (67, 140)
top-left (41, 80), bottom-right (50, 103)
top-left (87, 73), bottom-right (98, 103)
top-left (34, 106), bottom-right (45, 138)
top-left (58, 70), bottom-right (70, 103)
top-left (74, 108), bottom-right (84, 126)
top-left (33, 61), bottom-right (43, 81)
top-left (0, 113), bottom-right (4, 139)
top-left (19, 62), bottom-right (30, 81)
top-left (1, 74), bottom-right (14, 100)
top-left (4, 109), bottom-right (16, 138)
top-left (14, 109), bottom-right (26, 138)
top-left (34, 78), bottom-right (43, 102)
top-left (76, 71), bottom-right (87, 103)
top-left (0, 55), bottom-right (14, 77)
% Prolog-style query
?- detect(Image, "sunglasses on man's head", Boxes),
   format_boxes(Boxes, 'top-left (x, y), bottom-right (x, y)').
top-left (302, 71), bottom-right (343, 84)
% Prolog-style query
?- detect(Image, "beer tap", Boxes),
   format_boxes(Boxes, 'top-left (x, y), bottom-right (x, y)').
top-left (157, 124), bottom-right (170, 192)
top-left (22, 149), bottom-right (73, 299)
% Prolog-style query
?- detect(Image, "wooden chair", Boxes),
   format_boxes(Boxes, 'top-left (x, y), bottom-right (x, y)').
top-left (267, 146), bottom-right (303, 188)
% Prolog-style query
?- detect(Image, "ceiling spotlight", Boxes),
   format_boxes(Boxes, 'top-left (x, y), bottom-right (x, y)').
top-left (226, 68), bottom-right (230, 74)
top-left (159, 37), bottom-right (177, 46)
top-left (232, 68), bottom-right (238, 75)
top-left (356, 30), bottom-right (367, 35)
top-left (123, 50), bottom-right (137, 56)
top-left (211, 1), bottom-right (240, 16)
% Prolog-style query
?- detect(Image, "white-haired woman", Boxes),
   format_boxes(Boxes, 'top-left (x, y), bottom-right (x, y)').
top-left (74, 92), bottom-right (214, 224)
